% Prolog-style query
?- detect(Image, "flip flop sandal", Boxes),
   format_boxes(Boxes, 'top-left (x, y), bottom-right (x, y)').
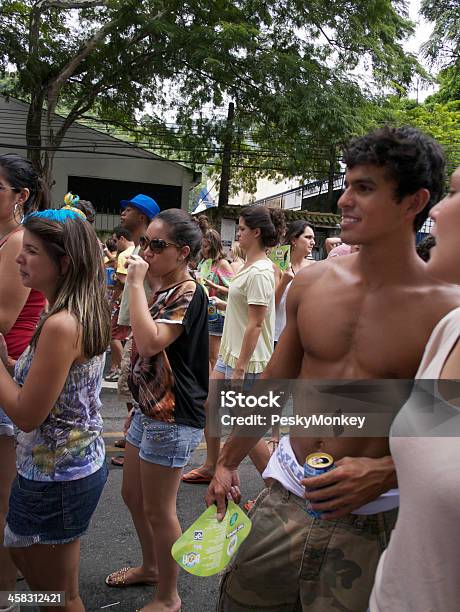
top-left (114, 438), bottom-right (126, 449)
top-left (181, 468), bottom-right (213, 484)
top-left (105, 566), bottom-right (157, 588)
top-left (110, 455), bottom-right (124, 467)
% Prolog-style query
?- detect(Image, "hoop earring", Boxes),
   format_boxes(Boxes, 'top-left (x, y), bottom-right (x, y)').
top-left (14, 202), bottom-right (24, 224)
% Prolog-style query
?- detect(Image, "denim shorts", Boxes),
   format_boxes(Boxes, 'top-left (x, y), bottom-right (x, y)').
top-left (126, 409), bottom-right (203, 468)
top-left (214, 356), bottom-right (260, 383)
top-left (0, 406), bottom-right (14, 437)
top-left (4, 464), bottom-right (108, 547)
top-left (209, 313), bottom-right (225, 336)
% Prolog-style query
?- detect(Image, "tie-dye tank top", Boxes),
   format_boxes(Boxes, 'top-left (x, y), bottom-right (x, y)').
top-left (14, 345), bottom-right (106, 481)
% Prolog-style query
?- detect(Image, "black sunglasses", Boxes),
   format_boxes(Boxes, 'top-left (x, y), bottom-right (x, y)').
top-left (139, 236), bottom-right (179, 253)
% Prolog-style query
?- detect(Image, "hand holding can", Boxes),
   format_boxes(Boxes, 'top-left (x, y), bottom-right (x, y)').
top-left (303, 452), bottom-right (335, 519)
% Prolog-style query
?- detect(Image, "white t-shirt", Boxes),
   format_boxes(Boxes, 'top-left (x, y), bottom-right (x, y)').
top-left (219, 259), bottom-right (275, 374)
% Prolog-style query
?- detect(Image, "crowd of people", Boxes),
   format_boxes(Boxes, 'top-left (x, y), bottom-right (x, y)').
top-left (0, 124), bottom-right (459, 612)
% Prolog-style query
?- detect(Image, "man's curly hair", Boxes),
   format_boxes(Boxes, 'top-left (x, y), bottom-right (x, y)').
top-left (343, 126), bottom-right (445, 231)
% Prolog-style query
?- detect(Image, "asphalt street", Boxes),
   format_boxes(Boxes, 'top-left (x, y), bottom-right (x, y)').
top-left (17, 383), bottom-right (266, 612)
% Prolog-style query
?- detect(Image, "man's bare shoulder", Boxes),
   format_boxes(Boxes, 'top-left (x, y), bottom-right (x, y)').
top-left (418, 278), bottom-right (460, 314)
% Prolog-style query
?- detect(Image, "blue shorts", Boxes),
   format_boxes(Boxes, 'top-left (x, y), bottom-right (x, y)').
top-left (214, 356), bottom-right (260, 383)
top-left (0, 406), bottom-right (14, 437)
top-left (5, 464), bottom-right (108, 547)
top-left (126, 409), bottom-right (203, 468)
top-left (209, 313), bottom-right (225, 336)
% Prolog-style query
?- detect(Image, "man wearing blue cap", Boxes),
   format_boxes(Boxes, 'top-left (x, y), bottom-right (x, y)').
top-left (120, 193), bottom-right (160, 227)
top-left (112, 194), bottom-right (160, 466)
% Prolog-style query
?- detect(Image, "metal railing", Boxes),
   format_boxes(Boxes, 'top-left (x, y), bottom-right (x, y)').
top-left (251, 174), bottom-right (345, 211)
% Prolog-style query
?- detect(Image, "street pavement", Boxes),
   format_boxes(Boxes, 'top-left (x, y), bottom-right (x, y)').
top-left (14, 367), bottom-right (268, 612)
top-left (71, 385), bottom-right (264, 612)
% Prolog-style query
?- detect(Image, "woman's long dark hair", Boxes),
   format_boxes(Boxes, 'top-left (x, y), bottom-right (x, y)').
top-left (0, 154), bottom-right (50, 214)
top-left (283, 220), bottom-right (312, 246)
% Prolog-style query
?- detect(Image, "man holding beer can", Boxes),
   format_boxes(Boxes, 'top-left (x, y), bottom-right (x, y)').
top-left (207, 126), bottom-right (460, 612)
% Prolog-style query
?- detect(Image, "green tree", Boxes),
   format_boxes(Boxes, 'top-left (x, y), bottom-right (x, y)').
top-left (427, 66), bottom-right (460, 104)
top-left (421, 0), bottom-right (460, 69)
top-left (382, 96), bottom-right (460, 174)
top-left (0, 0), bottom-right (421, 191)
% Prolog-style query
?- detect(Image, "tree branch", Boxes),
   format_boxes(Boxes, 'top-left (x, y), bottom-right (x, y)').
top-left (46, 17), bottom-right (120, 122)
top-left (52, 93), bottom-right (99, 146)
top-left (28, 0), bottom-right (47, 65)
top-left (43, 0), bottom-right (107, 9)
top-left (46, 8), bottom-right (165, 122)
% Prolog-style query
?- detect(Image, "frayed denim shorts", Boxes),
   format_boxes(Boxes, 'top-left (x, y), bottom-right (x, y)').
top-left (5, 464), bottom-right (108, 547)
top-left (126, 409), bottom-right (203, 468)
top-left (214, 356), bottom-right (260, 384)
top-left (0, 406), bottom-right (14, 437)
top-left (208, 313), bottom-right (225, 336)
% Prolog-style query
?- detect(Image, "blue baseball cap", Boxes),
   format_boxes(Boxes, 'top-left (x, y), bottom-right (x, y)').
top-left (120, 194), bottom-right (160, 220)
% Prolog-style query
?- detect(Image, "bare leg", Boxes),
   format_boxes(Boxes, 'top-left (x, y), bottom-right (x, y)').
top-left (0, 435), bottom-right (18, 594)
top-left (182, 370), bottom-right (225, 482)
top-left (139, 461), bottom-right (183, 612)
top-left (208, 335), bottom-right (221, 372)
top-left (109, 339), bottom-right (123, 371)
top-left (249, 439), bottom-right (271, 476)
top-left (119, 442), bottom-right (158, 583)
top-left (11, 539), bottom-right (84, 612)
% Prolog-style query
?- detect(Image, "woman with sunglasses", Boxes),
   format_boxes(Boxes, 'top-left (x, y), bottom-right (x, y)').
top-left (370, 165), bottom-right (460, 611)
top-left (183, 205), bottom-right (284, 486)
top-left (105, 209), bottom-right (208, 612)
top-left (0, 154), bottom-right (49, 608)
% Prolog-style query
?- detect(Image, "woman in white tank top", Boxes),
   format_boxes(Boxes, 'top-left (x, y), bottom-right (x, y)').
top-left (370, 165), bottom-right (460, 611)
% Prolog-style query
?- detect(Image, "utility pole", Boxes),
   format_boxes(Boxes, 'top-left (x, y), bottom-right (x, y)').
top-left (218, 102), bottom-right (235, 208)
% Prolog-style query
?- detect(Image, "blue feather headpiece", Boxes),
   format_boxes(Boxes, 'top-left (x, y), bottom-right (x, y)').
top-left (25, 208), bottom-right (86, 224)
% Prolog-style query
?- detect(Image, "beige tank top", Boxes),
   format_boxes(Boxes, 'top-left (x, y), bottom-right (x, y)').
top-left (370, 306), bottom-right (460, 612)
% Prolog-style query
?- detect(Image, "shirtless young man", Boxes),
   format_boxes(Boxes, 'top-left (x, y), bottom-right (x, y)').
top-left (206, 126), bottom-right (460, 612)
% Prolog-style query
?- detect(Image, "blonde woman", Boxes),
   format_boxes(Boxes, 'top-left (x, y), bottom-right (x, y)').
top-left (229, 241), bottom-right (245, 274)
top-left (198, 229), bottom-right (234, 370)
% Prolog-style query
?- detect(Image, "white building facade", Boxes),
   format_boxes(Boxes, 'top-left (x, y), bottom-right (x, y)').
top-left (0, 95), bottom-right (200, 232)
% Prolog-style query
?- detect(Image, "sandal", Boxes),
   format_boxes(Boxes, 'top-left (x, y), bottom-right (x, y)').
top-left (105, 566), bottom-right (157, 588)
top-left (181, 468), bottom-right (213, 484)
top-left (114, 438), bottom-right (126, 449)
top-left (104, 369), bottom-right (120, 382)
top-left (110, 455), bottom-right (124, 467)
top-left (267, 439), bottom-right (279, 456)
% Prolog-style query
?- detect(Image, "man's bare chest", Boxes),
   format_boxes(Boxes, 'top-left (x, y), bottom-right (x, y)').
top-left (297, 295), bottom-right (427, 378)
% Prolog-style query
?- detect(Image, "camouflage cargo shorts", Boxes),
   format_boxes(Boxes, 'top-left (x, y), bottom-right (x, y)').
top-left (218, 481), bottom-right (397, 612)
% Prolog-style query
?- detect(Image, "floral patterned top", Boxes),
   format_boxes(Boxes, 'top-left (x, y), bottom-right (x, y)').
top-left (197, 259), bottom-right (234, 304)
top-left (128, 280), bottom-right (209, 428)
top-left (14, 345), bottom-right (106, 481)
